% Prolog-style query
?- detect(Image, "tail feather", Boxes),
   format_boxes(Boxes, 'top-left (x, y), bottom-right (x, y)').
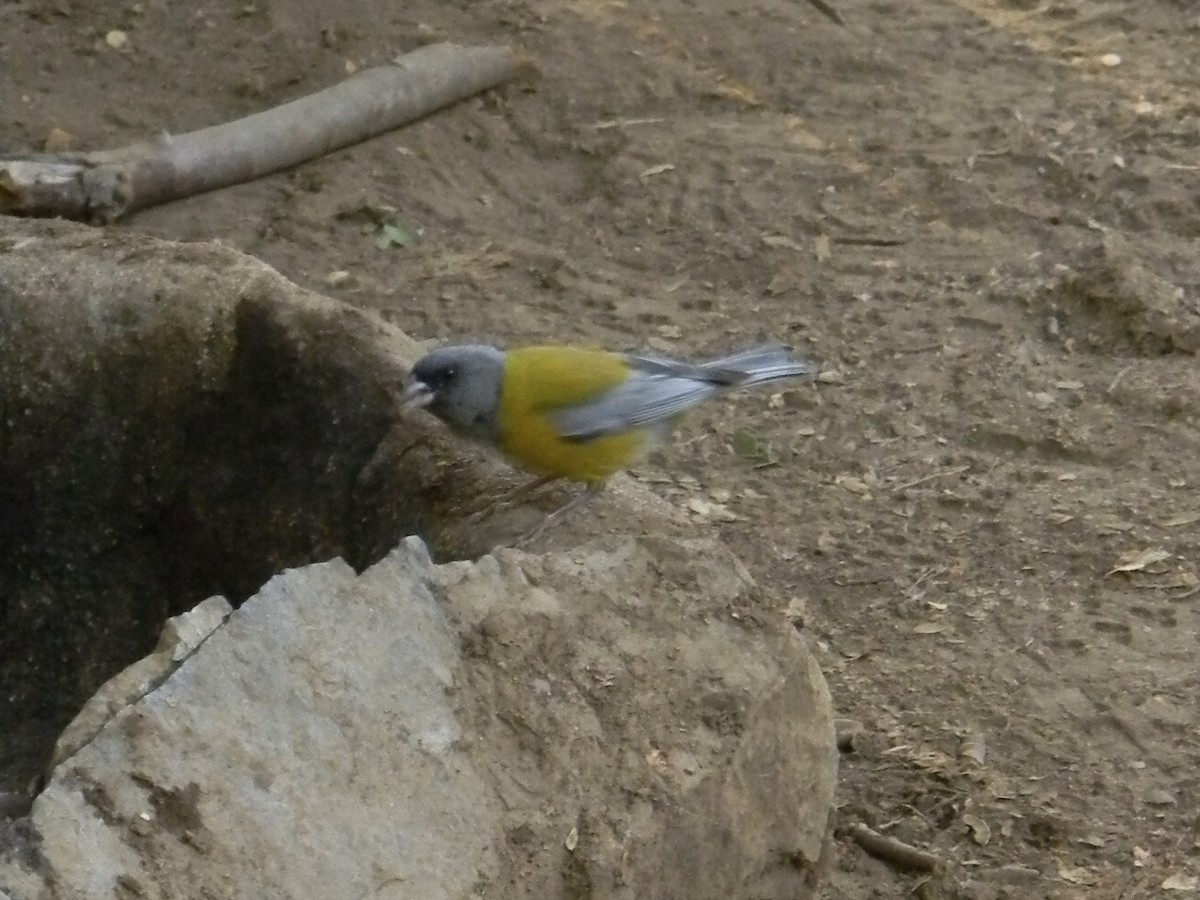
top-left (702, 343), bottom-right (817, 387)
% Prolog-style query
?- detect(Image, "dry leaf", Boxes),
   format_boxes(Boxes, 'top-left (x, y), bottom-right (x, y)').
top-left (686, 497), bottom-right (738, 521)
top-left (711, 80), bottom-right (763, 106)
top-left (815, 234), bottom-right (832, 262)
top-left (105, 29), bottom-right (129, 49)
top-left (911, 747), bottom-right (957, 774)
top-left (565, 825), bottom-right (579, 852)
top-left (1145, 788), bottom-right (1176, 807)
top-left (1160, 512), bottom-right (1200, 528)
top-left (43, 127), bottom-right (75, 152)
top-left (959, 731), bottom-right (986, 767)
top-left (962, 813), bottom-right (991, 846)
top-left (1162, 873), bottom-right (1198, 891)
top-left (638, 163), bottom-right (675, 180)
top-left (782, 114), bottom-right (828, 150)
top-left (1106, 548), bottom-right (1170, 576)
top-left (1171, 571), bottom-right (1199, 589)
top-left (1057, 863), bottom-right (1098, 885)
top-left (765, 271), bottom-right (795, 295)
top-left (912, 622), bottom-right (946, 635)
top-left (836, 475), bottom-right (870, 495)
top-left (762, 233), bottom-right (805, 252)
top-left (816, 531), bottom-right (837, 555)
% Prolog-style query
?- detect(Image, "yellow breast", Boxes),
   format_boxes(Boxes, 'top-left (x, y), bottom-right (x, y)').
top-left (497, 346), bottom-right (651, 486)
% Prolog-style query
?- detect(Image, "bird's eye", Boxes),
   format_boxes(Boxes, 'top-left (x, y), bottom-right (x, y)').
top-left (443, 366), bottom-right (457, 383)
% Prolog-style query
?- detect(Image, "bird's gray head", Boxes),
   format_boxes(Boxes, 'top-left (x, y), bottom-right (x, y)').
top-left (403, 344), bottom-right (506, 444)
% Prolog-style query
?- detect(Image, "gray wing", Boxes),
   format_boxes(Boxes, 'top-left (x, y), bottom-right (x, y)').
top-left (551, 344), bottom-right (815, 441)
top-left (551, 362), bottom-right (728, 441)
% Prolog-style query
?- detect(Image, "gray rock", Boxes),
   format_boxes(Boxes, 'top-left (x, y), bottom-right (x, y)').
top-left (0, 536), bottom-right (836, 899)
top-left (2, 545), bottom-right (497, 900)
top-left (50, 596), bottom-right (233, 771)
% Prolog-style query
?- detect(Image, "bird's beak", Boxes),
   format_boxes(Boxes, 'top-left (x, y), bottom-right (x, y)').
top-left (402, 380), bottom-right (435, 411)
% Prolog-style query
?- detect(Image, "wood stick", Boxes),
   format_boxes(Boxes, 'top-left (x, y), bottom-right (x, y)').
top-left (892, 465), bottom-right (970, 494)
top-left (845, 822), bottom-right (944, 873)
top-left (0, 43), bottom-right (528, 223)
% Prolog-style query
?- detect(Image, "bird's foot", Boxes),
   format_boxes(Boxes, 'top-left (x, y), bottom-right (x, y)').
top-left (464, 474), bottom-right (558, 526)
top-left (514, 485), bottom-right (602, 549)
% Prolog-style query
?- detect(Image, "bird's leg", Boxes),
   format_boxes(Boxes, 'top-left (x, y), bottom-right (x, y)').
top-left (515, 482), bottom-right (604, 548)
top-left (466, 474), bottom-right (558, 523)
top-left (501, 474), bottom-right (559, 507)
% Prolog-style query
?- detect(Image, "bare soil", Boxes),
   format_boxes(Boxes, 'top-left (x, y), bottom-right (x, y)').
top-left (4, 0), bottom-right (1199, 896)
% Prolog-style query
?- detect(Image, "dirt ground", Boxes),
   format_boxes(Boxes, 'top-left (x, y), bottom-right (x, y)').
top-left (5, 0), bottom-right (1200, 896)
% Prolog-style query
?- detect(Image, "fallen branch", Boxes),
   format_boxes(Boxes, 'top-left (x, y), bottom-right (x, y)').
top-left (845, 822), bottom-right (944, 873)
top-left (0, 43), bottom-right (529, 223)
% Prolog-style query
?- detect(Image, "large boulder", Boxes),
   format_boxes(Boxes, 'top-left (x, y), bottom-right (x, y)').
top-left (1, 536), bottom-right (835, 899)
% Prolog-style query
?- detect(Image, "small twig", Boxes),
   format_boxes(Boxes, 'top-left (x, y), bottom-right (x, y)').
top-left (806, 0), bottom-right (845, 26)
top-left (831, 574), bottom-right (889, 587)
top-left (1106, 365), bottom-right (1131, 394)
top-left (590, 117), bottom-right (666, 130)
top-left (966, 148), bottom-right (1013, 168)
top-left (893, 465), bottom-right (970, 494)
top-left (832, 236), bottom-right (907, 247)
top-left (895, 342), bottom-right (942, 355)
top-left (845, 822), bottom-right (944, 873)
